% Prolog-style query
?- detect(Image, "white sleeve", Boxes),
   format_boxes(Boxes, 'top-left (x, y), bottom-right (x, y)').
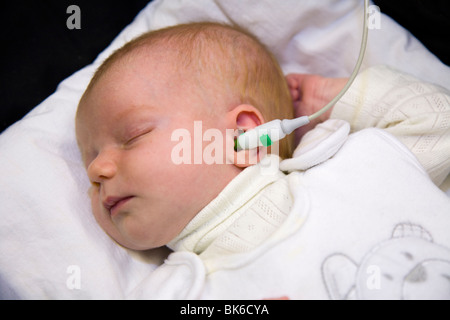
top-left (126, 252), bottom-right (205, 300)
top-left (331, 65), bottom-right (450, 186)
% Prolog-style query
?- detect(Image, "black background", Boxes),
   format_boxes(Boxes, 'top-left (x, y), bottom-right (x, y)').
top-left (0, 0), bottom-right (150, 132)
top-left (1, 0), bottom-right (449, 133)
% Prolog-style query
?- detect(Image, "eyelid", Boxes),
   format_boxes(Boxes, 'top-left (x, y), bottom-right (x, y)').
top-left (124, 127), bottom-right (153, 145)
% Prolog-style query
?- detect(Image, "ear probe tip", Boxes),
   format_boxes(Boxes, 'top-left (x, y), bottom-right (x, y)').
top-left (235, 116), bottom-right (310, 151)
top-left (234, 137), bottom-right (242, 151)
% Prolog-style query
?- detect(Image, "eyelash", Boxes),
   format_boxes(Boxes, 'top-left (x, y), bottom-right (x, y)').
top-left (83, 128), bottom-right (153, 168)
top-left (124, 129), bottom-right (152, 146)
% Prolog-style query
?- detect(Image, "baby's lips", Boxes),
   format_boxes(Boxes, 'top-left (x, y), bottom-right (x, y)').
top-left (103, 195), bottom-right (135, 216)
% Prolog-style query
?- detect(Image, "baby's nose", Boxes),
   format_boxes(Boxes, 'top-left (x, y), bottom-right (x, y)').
top-left (87, 152), bottom-right (117, 183)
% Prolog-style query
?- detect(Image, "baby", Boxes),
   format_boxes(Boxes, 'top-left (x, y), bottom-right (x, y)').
top-left (75, 22), bottom-right (295, 251)
top-left (76, 22), bottom-right (450, 299)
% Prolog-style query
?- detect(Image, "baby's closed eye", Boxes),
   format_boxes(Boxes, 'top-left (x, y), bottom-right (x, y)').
top-left (122, 126), bottom-right (154, 147)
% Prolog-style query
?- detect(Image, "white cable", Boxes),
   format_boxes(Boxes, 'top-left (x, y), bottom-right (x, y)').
top-left (236, 0), bottom-right (369, 151)
top-left (308, 0), bottom-right (369, 121)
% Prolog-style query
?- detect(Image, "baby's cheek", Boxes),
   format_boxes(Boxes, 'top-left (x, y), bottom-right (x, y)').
top-left (87, 184), bottom-right (97, 198)
top-left (89, 187), bottom-right (103, 220)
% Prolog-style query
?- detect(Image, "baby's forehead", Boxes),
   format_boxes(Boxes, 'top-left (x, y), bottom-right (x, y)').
top-left (77, 69), bottom-right (218, 122)
top-left (76, 35), bottom-right (233, 121)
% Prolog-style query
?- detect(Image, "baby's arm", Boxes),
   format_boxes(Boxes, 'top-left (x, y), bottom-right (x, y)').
top-left (287, 65), bottom-right (450, 186)
top-left (329, 65), bottom-right (450, 186)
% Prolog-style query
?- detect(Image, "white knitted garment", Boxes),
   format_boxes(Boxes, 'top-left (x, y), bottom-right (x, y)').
top-left (167, 65), bottom-right (450, 267)
top-left (200, 177), bottom-right (293, 260)
top-left (167, 156), bottom-right (293, 259)
top-left (331, 65), bottom-right (450, 186)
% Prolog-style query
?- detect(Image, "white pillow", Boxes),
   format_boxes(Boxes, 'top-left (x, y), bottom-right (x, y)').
top-left (1, 0), bottom-right (449, 299)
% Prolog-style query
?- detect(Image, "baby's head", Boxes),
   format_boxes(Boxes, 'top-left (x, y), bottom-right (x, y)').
top-left (75, 22), bottom-right (294, 250)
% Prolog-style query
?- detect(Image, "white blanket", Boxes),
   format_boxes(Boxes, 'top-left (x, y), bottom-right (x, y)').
top-left (1, 0), bottom-right (449, 299)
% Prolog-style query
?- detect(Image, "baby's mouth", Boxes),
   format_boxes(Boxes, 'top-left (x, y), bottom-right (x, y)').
top-left (103, 196), bottom-right (134, 216)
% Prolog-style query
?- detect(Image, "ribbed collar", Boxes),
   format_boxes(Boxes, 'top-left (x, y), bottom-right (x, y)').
top-left (167, 156), bottom-right (285, 254)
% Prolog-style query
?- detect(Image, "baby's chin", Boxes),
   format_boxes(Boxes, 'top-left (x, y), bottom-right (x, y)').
top-left (111, 218), bottom-right (177, 251)
top-left (113, 233), bottom-right (162, 251)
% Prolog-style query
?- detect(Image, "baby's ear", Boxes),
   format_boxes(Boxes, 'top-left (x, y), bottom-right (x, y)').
top-left (227, 104), bottom-right (264, 131)
top-left (226, 104), bottom-right (266, 168)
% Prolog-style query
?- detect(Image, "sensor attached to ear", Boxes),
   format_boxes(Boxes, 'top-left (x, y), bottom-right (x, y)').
top-left (234, 116), bottom-right (310, 151)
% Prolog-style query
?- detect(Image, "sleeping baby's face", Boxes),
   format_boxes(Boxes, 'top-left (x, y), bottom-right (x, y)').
top-left (75, 50), bottom-right (243, 250)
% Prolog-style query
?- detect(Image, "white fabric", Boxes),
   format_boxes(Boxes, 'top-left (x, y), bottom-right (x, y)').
top-left (281, 119), bottom-right (350, 171)
top-left (129, 128), bottom-right (450, 299)
top-left (331, 65), bottom-right (450, 186)
top-left (167, 157), bottom-right (288, 255)
top-left (168, 157), bottom-right (294, 264)
top-left (1, 0), bottom-right (450, 299)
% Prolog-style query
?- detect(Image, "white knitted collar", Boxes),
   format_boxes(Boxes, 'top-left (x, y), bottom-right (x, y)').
top-left (167, 155), bottom-right (287, 254)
